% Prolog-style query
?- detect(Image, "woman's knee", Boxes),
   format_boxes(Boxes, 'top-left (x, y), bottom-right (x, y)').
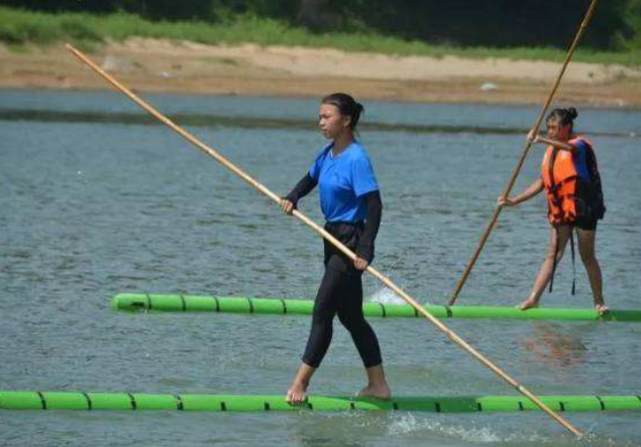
top-left (545, 247), bottom-right (564, 262)
top-left (580, 250), bottom-right (598, 266)
top-left (308, 318), bottom-right (333, 350)
top-left (578, 238), bottom-right (597, 264)
top-left (337, 311), bottom-right (366, 332)
top-left (311, 308), bottom-right (334, 328)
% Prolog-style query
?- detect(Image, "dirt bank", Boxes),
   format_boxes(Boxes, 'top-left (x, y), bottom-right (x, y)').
top-left (1, 38), bottom-right (640, 107)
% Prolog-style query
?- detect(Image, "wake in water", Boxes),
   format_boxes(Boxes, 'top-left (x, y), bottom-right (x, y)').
top-left (387, 413), bottom-right (553, 443)
top-left (385, 413), bottom-right (639, 447)
top-left (367, 287), bottom-right (428, 306)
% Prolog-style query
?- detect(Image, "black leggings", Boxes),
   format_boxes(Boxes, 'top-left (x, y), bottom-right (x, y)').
top-left (302, 265), bottom-right (383, 368)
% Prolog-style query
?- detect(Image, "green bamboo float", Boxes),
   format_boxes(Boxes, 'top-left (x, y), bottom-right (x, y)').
top-left (1, 391), bottom-right (640, 412)
top-left (112, 293), bottom-right (641, 322)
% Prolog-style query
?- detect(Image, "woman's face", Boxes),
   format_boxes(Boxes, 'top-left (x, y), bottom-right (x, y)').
top-left (318, 103), bottom-right (351, 139)
top-left (546, 117), bottom-right (571, 141)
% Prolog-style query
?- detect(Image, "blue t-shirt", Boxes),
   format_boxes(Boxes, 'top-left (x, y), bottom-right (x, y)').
top-left (309, 141), bottom-right (379, 223)
top-left (573, 139), bottom-right (591, 180)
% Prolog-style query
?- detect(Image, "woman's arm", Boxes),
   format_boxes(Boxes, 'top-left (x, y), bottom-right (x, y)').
top-left (355, 190), bottom-right (382, 267)
top-left (498, 179), bottom-right (544, 207)
top-left (536, 136), bottom-right (575, 153)
top-left (280, 173), bottom-right (318, 214)
top-left (528, 131), bottom-right (575, 153)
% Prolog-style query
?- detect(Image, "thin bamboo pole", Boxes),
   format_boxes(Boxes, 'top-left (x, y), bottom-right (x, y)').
top-left (66, 44), bottom-right (583, 437)
top-left (448, 0), bottom-right (601, 306)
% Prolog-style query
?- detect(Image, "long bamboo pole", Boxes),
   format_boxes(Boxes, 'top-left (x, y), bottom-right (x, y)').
top-left (66, 44), bottom-right (583, 437)
top-left (448, 0), bottom-right (601, 306)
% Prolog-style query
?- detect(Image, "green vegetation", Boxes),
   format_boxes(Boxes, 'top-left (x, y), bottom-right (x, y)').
top-left (0, 6), bottom-right (639, 66)
top-left (621, 0), bottom-right (641, 51)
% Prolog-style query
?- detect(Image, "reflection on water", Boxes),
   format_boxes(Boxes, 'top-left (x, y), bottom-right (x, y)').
top-left (520, 322), bottom-right (588, 368)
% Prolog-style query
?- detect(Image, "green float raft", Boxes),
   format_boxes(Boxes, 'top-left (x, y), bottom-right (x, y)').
top-left (111, 293), bottom-right (641, 322)
top-left (2, 391), bottom-right (640, 412)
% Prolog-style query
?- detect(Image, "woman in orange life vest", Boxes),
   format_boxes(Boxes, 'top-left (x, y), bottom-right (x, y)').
top-left (498, 108), bottom-right (608, 314)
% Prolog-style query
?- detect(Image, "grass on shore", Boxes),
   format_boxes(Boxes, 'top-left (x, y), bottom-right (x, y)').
top-left (1, 6), bottom-right (640, 66)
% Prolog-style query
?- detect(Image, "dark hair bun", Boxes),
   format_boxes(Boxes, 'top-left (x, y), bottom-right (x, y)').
top-left (568, 107), bottom-right (578, 119)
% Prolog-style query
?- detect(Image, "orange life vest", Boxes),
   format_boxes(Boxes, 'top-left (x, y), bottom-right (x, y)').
top-left (540, 136), bottom-right (594, 225)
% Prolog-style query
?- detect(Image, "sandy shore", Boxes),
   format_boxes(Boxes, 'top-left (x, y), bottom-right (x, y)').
top-left (1, 38), bottom-right (640, 107)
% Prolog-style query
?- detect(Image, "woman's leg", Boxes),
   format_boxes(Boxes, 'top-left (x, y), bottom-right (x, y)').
top-left (336, 275), bottom-right (391, 399)
top-left (519, 225), bottom-right (572, 309)
top-left (287, 267), bottom-right (341, 403)
top-left (576, 227), bottom-right (608, 314)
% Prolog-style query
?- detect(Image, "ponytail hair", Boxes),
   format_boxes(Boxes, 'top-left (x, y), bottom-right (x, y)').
top-left (321, 93), bottom-right (364, 130)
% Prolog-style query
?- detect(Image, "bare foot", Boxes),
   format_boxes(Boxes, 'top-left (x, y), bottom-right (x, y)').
top-left (518, 297), bottom-right (539, 311)
top-left (357, 384), bottom-right (392, 400)
top-left (286, 381), bottom-right (308, 404)
top-left (595, 303), bottom-right (609, 315)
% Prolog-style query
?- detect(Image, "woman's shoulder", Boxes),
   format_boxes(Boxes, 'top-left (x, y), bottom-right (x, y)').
top-left (572, 135), bottom-right (594, 149)
top-left (346, 141), bottom-right (371, 160)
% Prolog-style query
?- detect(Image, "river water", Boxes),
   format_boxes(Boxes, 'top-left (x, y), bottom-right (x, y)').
top-left (1, 89), bottom-right (640, 446)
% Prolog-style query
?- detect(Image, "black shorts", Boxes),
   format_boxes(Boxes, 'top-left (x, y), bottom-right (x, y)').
top-left (574, 217), bottom-right (598, 231)
top-left (555, 218), bottom-right (598, 231)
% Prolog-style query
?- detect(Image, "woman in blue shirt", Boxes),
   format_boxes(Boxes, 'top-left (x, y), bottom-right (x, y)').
top-left (280, 93), bottom-right (391, 404)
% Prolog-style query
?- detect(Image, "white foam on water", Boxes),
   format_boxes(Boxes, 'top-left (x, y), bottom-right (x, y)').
top-left (387, 413), bottom-right (419, 435)
top-left (387, 413), bottom-right (556, 444)
top-left (367, 287), bottom-right (414, 305)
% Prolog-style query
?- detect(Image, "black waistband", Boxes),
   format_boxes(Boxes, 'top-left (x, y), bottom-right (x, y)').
top-left (325, 221), bottom-right (364, 229)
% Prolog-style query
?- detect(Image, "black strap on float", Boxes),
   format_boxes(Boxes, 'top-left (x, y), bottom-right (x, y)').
top-left (570, 230), bottom-right (576, 295)
top-left (549, 226), bottom-right (559, 293)
top-left (548, 149), bottom-right (560, 294)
